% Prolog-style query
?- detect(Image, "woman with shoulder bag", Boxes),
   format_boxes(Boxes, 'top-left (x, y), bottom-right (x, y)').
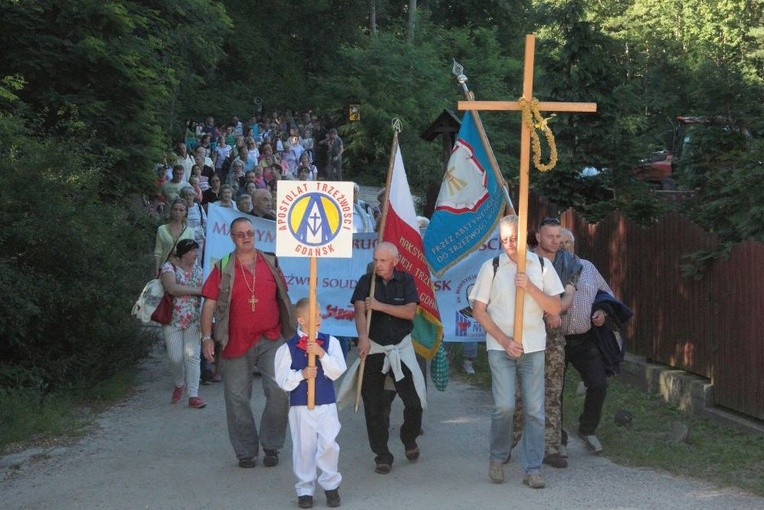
top-left (154, 198), bottom-right (194, 275)
top-left (160, 238), bottom-right (206, 409)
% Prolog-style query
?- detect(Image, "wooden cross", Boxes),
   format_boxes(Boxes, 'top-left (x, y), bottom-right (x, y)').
top-left (458, 34), bottom-right (597, 345)
top-left (248, 295), bottom-right (258, 311)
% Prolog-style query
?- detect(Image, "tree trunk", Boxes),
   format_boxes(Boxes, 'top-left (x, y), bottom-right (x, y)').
top-left (370, 0), bottom-right (377, 35)
top-left (407, 0), bottom-right (416, 43)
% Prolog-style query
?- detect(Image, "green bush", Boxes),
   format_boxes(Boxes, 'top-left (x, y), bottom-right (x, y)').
top-left (0, 116), bottom-right (154, 393)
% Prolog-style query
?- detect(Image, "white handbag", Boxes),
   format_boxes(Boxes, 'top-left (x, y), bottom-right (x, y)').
top-left (131, 278), bottom-right (166, 324)
top-left (133, 228), bottom-right (187, 323)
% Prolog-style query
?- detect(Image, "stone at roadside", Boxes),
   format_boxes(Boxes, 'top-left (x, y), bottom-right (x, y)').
top-left (667, 421), bottom-right (690, 444)
top-left (0, 448), bottom-right (45, 470)
top-left (614, 409), bottom-right (634, 427)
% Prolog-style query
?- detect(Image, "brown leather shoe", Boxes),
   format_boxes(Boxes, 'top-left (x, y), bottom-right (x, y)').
top-left (543, 453), bottom-right (568, 468)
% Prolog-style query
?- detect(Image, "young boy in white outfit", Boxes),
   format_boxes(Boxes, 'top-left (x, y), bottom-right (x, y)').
top-left (275, 298), bottom-right (347, 509)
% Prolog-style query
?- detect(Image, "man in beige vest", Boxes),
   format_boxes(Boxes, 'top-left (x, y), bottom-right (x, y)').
top-left (201, 217), bottom-right (295, 469)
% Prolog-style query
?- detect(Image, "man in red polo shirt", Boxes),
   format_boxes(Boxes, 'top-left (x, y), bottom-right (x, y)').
top-left (201, 217), bottom-right (295, 469)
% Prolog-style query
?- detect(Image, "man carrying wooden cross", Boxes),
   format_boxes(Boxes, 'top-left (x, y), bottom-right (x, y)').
top-left (470, 215), bottom-right (563, 488)
top-left (458, 33), bottom-right (597, 487)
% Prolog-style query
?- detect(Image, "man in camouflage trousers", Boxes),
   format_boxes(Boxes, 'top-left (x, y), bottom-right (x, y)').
top-left (514, 218), bottom-right (582, 469)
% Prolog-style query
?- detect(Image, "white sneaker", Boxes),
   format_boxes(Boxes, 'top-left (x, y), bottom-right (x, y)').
top-left (578, 433), bottom-right (603, 454)
top-left (462, 359), bottom-right (475, 375)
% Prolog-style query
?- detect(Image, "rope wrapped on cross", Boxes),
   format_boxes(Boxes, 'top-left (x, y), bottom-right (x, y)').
top-left (519, 98), bottom-right (558, 173)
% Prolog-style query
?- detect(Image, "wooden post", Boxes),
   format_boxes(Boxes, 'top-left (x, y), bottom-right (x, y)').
top-left (457, 34), bottom-right (597, 345)
top-left (512, 37), bottom-right (536, 346)
top-left (307, 256), bottom-right (317, 409)
top-left (353, 277), bottom-right (376, 413)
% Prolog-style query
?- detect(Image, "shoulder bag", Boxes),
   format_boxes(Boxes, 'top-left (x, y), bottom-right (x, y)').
top-left (131, 228), bottom-right (186, 324)
top-left (150, 265), bottom-right (176, 325)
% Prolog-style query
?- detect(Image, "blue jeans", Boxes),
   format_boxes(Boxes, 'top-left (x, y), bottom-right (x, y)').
top-left (488, 349), bottom-right (545, 475)
top-left (221, 337), bottom-right (289, 461)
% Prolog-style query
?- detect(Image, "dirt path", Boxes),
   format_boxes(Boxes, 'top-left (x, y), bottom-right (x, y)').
top-left (2, 346), bottom-right (762, 510)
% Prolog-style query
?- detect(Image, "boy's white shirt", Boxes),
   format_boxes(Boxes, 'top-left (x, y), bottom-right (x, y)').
top-left (274, 327), bottom-right (347, 393)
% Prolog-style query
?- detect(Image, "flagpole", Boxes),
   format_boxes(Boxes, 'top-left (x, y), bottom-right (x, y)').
top-left (355, 119), bottom-right (401, 413)
top-left (453, 60), bottom-right (516, 216)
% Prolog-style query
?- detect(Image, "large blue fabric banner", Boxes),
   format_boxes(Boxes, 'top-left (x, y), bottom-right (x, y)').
top-left (205, 203), bottom-right (498, 341)
top-left (423, 113), bottom-right (506, 277)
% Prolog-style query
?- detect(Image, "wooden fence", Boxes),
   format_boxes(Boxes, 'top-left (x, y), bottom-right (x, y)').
top-left (525, 191), bottom-right (764, 421)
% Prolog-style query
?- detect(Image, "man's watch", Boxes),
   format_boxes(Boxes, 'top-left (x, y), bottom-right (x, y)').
top-left (202, 335), bottom-right (213, 342)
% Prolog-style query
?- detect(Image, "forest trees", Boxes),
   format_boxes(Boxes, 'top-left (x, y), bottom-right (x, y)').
top-left (0, 0), bottom-right (231, 194)
top-left (0, 0), bottom-right (760, 398)
top-left (0, 1), bottom-right (231, 396)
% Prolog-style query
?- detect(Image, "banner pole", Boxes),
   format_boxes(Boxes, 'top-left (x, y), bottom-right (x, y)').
top-left (454, 63), bottom-right (515, 216)
top-left (355, 124), bottom-right (400, 412)
top-left (307, 256), bottom-right (317, 409)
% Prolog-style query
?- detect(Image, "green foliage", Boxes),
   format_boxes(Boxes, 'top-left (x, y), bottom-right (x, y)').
top-left (0, 114), bottom-right (154, 392)
top-left (0, 387), bottom-right (81, 451)
top-left (199, 0), bottom-right (369, 121)
top-left (564, 371), bottom-right (764, 496)
top-left (0, 0), bottom-right (231, 194)
top-left (0, 368), bottom-right (139, 453)
top-left (530, 1), bottom-right (659, 221)
top-left (317, 20), bottom-right (524, 192)
top-left (677, 127), bottom-right (764, 248)
top-left (318, 30), bottom-right (448, 188)
top-left (527, 0), bottom-right (763, 227)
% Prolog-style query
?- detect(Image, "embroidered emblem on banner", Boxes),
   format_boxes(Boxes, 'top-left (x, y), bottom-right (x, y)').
top-left (289, 192), bottom-right (342, 246)
top-left (435, 139), bottom-right (489, 214)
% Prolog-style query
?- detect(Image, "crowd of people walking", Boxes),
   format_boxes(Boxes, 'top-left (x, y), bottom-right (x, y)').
top-left (144, 109), bottom-right (630, 508)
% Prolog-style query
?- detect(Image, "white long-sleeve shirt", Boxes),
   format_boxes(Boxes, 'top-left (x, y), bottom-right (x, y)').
top-left (274, 329), bottom-right (347, 394)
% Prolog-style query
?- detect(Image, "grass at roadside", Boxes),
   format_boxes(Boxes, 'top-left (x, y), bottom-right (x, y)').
top-left (450, 342), bottom-right (764, 496)
top-left (0, 369), bottom-right (138, 455)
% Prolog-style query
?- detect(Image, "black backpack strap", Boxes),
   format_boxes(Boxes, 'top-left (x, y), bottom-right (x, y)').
top-left (491, 254), bottom-right (544, 279)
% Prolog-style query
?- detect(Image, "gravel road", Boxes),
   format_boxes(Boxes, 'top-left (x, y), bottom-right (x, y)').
top-left (2, 344), bottom-right (762, 510)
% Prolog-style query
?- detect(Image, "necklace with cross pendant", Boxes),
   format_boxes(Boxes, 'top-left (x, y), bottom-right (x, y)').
top-left (239, 257), bottom-right (258, 312)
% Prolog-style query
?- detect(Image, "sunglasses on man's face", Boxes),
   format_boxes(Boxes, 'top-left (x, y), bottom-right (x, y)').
top-left (233, 231), bottom-right (255, 239)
